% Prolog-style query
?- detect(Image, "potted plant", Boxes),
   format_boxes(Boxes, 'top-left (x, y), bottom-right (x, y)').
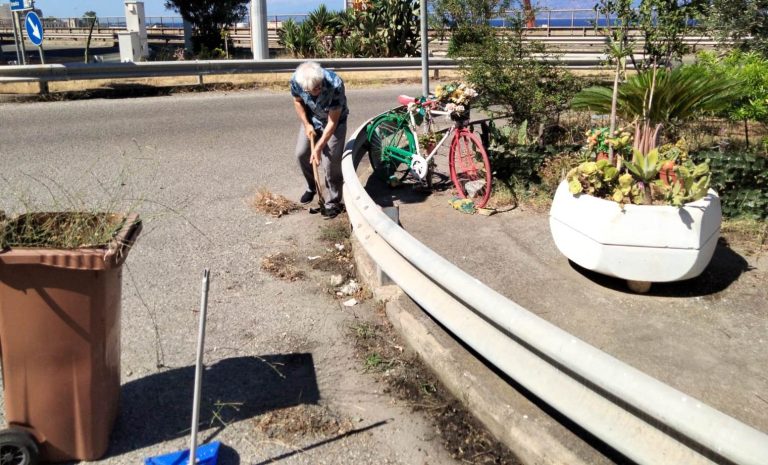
top-left (550, 127), bottom-right (721, 292)
top-left (0, 211), bottom-right (141, 461)
top-left (552, 65), bottom-right (742, 292)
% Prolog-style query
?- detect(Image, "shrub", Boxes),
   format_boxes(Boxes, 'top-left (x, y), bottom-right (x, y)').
top-left (691, 150), bottom-right (768, 219)
top-left (454, 23), bottom-right (579, 126)
top-left (538, 152), bottom-right (582, 193)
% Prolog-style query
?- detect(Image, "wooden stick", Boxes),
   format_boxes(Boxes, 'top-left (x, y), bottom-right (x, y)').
top-left (310, 136), bottom-right (325, 208)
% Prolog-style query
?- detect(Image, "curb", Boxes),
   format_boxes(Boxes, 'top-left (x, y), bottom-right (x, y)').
top-left (350, 233), bottom-right (613, 465)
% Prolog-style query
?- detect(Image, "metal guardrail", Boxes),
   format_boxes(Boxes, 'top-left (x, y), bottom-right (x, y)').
top-left (341, 113), bottom-right (768, 465)
top-left (0, 57), bottom-right (605, 86)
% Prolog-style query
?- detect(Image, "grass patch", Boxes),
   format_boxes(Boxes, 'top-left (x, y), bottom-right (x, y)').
top-left (261, 252), bottom-right (305, 281)
top-left (251, 188), bottom-right (302, 218)
top-left (318, 217), bottom-right (351, 243)
top-left (0, 212), bottom-right (125, 249)
top-left (484, 181), bottom-right (518, 212)
top-left (347, 315), bottom-right (521, 464)
top-left (253, 404), bottom-right (353, 441)
top-left (721, 218), bottom-right (768, 255)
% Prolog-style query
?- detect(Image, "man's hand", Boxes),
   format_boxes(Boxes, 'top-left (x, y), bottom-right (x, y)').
top-left (304, 123), bottom-right (316, 141)
top-left (310, 144), bottom-right (322, 166)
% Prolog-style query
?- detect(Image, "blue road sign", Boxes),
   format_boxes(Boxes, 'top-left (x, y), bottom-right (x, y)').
top-left (25, 11), bottom-right (44, 47)
top-left (9, 0), bottom-right (25, 11)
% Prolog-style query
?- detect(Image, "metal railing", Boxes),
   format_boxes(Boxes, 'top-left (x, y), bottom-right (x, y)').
top-left (0, 57), bottom-right (605, 87)
top-left (341, 113), bottom-right (768, 465)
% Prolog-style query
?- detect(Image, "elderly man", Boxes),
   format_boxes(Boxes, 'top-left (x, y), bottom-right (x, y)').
top-left (290, 61), bottom-right (349, 219)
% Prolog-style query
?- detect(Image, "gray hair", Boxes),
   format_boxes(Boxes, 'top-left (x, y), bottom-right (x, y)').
top-left (294, 61), bottom-right (324, 91)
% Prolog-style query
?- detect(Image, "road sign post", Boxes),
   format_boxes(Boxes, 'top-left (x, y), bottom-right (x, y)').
top-left (24, 11), bottom-right (45, 65)
top-left (13, 11), bottom-right (27, 64)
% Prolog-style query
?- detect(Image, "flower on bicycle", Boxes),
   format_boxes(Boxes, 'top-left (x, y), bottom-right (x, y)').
top-left (434, 82), bottom-right (478, 118)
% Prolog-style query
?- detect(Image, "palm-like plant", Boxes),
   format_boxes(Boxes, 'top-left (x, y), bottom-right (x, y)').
top-left (277, 19), bottom-right (317, 58)
top-left (572, 66), bottom-right (743, 129)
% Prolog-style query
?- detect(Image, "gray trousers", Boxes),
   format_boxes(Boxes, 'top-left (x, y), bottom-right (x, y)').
top-left (295, 123), bottom-right (346, 209)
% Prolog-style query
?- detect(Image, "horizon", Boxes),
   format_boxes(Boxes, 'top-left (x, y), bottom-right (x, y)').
top-left (8, 1), bottom-right (602, 18)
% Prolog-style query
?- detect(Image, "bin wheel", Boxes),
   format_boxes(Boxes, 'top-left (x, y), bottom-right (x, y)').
top-left (0, 430), bottom-right (39, 465)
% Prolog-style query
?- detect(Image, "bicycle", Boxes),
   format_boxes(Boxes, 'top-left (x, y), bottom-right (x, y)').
top-left (366, 95), bottom-right (493, 208)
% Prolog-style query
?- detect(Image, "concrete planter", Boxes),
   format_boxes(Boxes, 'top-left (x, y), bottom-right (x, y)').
top-left (549, 181), bottom-right (721, 289)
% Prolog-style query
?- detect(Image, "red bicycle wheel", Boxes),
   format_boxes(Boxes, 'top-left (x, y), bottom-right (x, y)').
top-left (449, 130), bottom-right (492, 208)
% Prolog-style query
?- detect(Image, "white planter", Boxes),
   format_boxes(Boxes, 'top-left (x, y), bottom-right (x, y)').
top-left (549, 181), bottom-right (722, 283)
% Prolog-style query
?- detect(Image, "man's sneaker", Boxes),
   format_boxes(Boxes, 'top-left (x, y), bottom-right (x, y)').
top-left (300, 190), bottom-right (315, 204)
top-left (322, 205), bottom-right (342, 219)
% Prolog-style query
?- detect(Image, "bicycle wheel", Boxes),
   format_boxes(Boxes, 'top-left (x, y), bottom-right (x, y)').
top-left (367, 116), bottom-right (415, 183)
top-left (449, 130), bottom-right (492, 208)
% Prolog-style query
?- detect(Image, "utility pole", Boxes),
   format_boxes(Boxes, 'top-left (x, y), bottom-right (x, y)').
top-left (420, 0), bottom-right (429, 96)
top-left (251, 0), bottom-right (268, 60)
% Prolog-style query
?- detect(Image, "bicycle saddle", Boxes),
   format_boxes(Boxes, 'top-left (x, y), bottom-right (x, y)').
top-left (397, 95), bottom-right (418, 106)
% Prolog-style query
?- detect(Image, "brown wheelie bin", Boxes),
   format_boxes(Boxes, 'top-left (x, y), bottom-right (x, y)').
top-left (0, 213), bottom-right (141, 464)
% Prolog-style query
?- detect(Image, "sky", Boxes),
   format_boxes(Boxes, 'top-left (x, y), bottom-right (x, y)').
top-left (27, 1), bottom-right (593, 19)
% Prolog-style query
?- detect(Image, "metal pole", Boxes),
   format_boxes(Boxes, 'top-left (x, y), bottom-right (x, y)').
top-left (189, 269), bottom-right (210, 465)
top-left (10, 9), bottom-right (23, 64)
top-left (38, 44), bottom-right (45, 65)
top-left (251, 0), bottom-right (268, 60)
top-left (420, 0), bottom-right (429, 97)
top-left (16, 11), bottom-right (27, 65)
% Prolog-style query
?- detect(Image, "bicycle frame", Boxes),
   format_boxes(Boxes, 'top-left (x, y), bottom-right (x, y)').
top-left (395, 104), bottom-right (461, 181)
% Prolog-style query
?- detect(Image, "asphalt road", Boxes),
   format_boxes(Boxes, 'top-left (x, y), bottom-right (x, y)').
top-left (0, 86), bottom-right (470, 465)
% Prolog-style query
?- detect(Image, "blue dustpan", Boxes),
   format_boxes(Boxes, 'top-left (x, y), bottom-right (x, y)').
top-left (144, 441), bottom-right (221, 465)
top-left (145, 271), bottom-right (222, 465)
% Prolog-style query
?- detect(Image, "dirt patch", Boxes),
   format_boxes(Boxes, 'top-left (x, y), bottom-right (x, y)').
top-left (251, 188), bottom-right (303, 218)
top-left (312, 218), bottom-right (361, 290)
top-left (252, 404), bottom-right (354, 442)
top-left (720, 218), bottom-right (768, 256)
top-left (349, 310), bottom-right (522, 465)
top-left (261, 252), bottom-right (306, 281)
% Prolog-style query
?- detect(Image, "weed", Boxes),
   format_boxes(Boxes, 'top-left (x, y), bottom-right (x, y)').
top-left (253, 404), bottom-right (353, 441)
top-left (364, 352), bottom-right (396, 373)
top-left (318, 218), bottom-right (351, 243)
top-left (348, 309), bottom-right (522, 464)
top-left (261, 252), bottom-right (306, 281)
top-left (251, 188), bottom-right (302, 218)
top-left (351, 322), bottom-right (376, 340)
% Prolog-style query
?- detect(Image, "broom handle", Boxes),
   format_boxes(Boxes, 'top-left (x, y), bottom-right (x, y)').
top-left (189, 269), bottom-right (210, 465)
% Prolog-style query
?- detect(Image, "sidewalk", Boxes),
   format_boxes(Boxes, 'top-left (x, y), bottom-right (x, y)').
top-left (362, 169), bottom-right (768, 462)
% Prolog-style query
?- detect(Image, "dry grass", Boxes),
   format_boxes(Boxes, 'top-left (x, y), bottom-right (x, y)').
top-left (251, 188), bottom-right (303, 218)
top-left (348, 315), bottom-right (521, 465)
top-left (483, 182), bottom-right (518, 212)
top-left (721, 218), bottom-right (768, 256)
top-left (253, 404), bottom-right (354, 441)
top-left (261, 252), bottom-right (305, 281)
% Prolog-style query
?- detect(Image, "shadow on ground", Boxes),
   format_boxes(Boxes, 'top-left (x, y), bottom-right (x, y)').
top-left (109, 354), bottom-right (319, 457)
top-left (570, 241), bottom-right (752, 297)
top-left (361, 156), bottom-right (452, 209)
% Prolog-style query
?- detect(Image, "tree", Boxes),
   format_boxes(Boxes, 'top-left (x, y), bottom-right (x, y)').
top-left (596, 0), bottom-right (707, 70)
top-left (697, 50), bottom-right (768, 146)
top-left (83, 11), bottom-right (98, 64)
top-left (457, 23), bottom-right (578, 126)
top-left (164, 0), bottom-right (248, 53)
top-left (706, 0), bottom-right (768, 57)
top-left (431, 0), bottom-right (512, 26)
